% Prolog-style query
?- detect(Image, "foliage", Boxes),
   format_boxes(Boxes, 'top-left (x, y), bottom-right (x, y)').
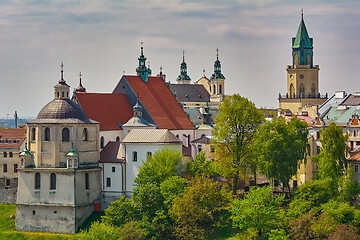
top-left (231, 186), bottom-right (285, 235)
top-left (78, 221), bottom-right (118, 240)
top-left (338, 167), bottom-right (360, 202)
top-left (212, 94), bottom-right (264, 194)
top-left (313, 122), bottom-right (349, 181)
top-left (102, 196), bottom-right (137, 227)
top-left (189, 151), bottom-right (216, 177)
top-left (253, 116), bottom-right (309, 192)
top-left (289, 211), bottom-right (314, 240)
top-left (267, 229), bottom-right (289, 240)
top-left (288, 179), bottom-right (335, 218)
top-left (160, 176), bottom-right (187, 207)
top-left (135, 147), bottom-right (184, 186)
top-left (170, 175), bottom-right (231, 240)
top-left (328, 224), bottom-right (360, 240)
top-left (117, 221), bottom-right (148, 240)
top-left (319, 200), bottom-right (360, 229)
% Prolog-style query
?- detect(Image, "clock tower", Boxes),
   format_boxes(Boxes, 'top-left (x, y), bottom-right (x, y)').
top-left (279, 11), bottom-right (327, 117)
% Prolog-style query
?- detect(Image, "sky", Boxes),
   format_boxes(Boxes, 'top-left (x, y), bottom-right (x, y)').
top-left (0, 0), bottom-right (359, 119)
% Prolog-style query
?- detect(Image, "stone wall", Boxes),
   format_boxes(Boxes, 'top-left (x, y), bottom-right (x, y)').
top-left (0, 178), bottom-right (17, 204)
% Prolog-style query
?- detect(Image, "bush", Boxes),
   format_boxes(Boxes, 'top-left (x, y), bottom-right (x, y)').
top-left (78, 221), bottom-right (118, 240)
top-left (118, 221), bottom-right (148, 240)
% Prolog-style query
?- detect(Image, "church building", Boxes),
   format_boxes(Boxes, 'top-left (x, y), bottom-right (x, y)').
top-left (279, 12), bottom-right (327, 116)
top-left (15, 65), bottom-right (102, 233)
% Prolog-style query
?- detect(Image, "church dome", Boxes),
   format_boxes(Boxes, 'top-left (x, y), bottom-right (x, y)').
top-left (29, 99), bottom-right (92, 124)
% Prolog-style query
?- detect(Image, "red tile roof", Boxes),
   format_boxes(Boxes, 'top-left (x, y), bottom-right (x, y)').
top-left (0, 128), bottom-right (26, 149)
top-left (99, 141), bottom-right (124, 163)
top-left (76, 93), bottom-right (133, 130)
top-left (122, 76), bottom-right (195, 130)
top-left (284, 115), bottom-right (314, 127)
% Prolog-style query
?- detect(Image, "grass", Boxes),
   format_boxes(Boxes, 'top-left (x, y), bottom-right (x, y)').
top-left (0, 204), bottom-right (103, 240)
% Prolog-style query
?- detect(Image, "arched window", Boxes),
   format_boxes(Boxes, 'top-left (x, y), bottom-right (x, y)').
top-left (133, 151), bottom-right (137, 162)
top-left (62, 128), bottom-right (70, 142)
top-left (147, 152), bottom-right (152, 159)
top-left (35, 172), bottom-right (40, 189)
top-left (116, 136), bottom-right (120, 142)
top-left (219, 84), bottom-right (222, 94)
top-left (213, 85), bottom-right (216, 94)
top-left (50, 173), bottom-right (56, 190)
top-left (44, 127), bottom-right (50, 141)
top-left (85, 173), bottom-right (89, 190)
top-left (100, 136), bottom-right (104, 148)
top-left (311, 83), bottom-right (316, 98)
top-left (289, 84), bottom-right (295, 98)
top-left (299, 84), bottom-right (305, 98)
top-left (307, 54), bottom-right (311, 65)
top-left (83, 128), bottom-right (88, 141)
top-left (31, 128), bottom-right (36, 141)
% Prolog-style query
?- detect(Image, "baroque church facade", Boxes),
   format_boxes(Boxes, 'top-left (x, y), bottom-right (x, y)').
top-left (15, 66), bottom-right (102, 233)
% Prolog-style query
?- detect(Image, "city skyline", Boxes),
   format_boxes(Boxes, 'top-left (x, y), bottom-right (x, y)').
top-left (0, 0), bottom-right (359, 118)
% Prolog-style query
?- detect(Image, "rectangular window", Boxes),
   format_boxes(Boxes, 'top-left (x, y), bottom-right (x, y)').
top-left (4, 178), bottom-right (10, 187)
top-left (147, 152), bottom-right (152, 159)
top-left (133, 152), bottom-right (137, 162)
top-left (3, 152), bottom-right (7, 158)
top-left (9, 152), bottom-right (13, 158)
top-left (106, 177), bottom-right (111, 187)
top-left (112, 167), bottom-right (115, 172)
top-left (198, 145), bottom-right (202, 153)
top-left (355, 165), bottom-right (359, 173)
top-left (3, 164), bottom-right (7, 173)
top-left (14, 164), bottom-right (18, 173)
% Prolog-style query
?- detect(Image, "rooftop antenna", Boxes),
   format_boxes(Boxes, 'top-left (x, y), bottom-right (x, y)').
top-left (14, 111), bottom-right (18, 129)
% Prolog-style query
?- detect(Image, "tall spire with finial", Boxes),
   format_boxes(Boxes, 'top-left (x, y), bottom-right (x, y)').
top-left (59, 62), bottom-right (66, 83)
top-left (176, 50), bottom-right (191, 84)
top-left (292, 9), bottom-right (313, 66)
top-left (76, 72), bottom-right (86, 92)
top-left (211, 48), bottom-right (225, 80)
top-left (136, 41), bottom-right (150, 82)
top-left (54, 62), bottom-right (70, 99)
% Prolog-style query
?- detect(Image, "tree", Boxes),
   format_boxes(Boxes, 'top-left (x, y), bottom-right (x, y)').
top-left (78, 221), bottom-right (118, 240)
top-left (135, 147), bottom-right (184, 186)
top-left (231, 186), bottom-right (285, 236)
top-left (313, 122), bottom-right (349, 181)
top-left (188, 151), bottom-right (216, 177)
top-left (170, 175), bottom-right (231, 240)
top-left (253, 116), bottom-right (309, 192)
top-left (212, 94), bottom-right (264, 195)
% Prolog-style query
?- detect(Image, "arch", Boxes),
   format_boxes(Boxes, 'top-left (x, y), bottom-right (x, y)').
top-left (307, 54), bottom-right (311, 65)
top-left (62, 128), bottom-right (70, 142)
top-left (294, 53), bottom-right (299, 65)
top-left (35, 172), bottom-right (41, 189)
top-left (219, 84), bottom-right (222, 94)
top-left (83, 128), bottom-right (88, 141)
top-left (85, 173), bottom-right (89, 190)
top-left (44, 127), bottom-right (50, 141)
top-left (299, 83), bottom-right (305, 98)
top-left (116, 136), bottom-right (120, 142)
top-left (31, 128), bottom-right (36, 141)
top-left (100, 136), bottom-right (104, 148)
top-left (50, 173), bottom-right (56, 190)
top-left (311, 83), bottom-right (316, 97)
top-left (289, 84), bottom-right (295, 98)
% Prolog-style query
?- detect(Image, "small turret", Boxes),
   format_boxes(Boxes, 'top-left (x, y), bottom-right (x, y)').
top-left (19, 148), bottom-right (34, 168)
top-left (176, 50), bottom-right (191, 84)
top-left (75, 72), bottom-right (86, 93)
top-left (66, 144), bottom-right (78, 169)
top-left (54, 62), bottom-right (70, 99)
top-left (136, 42), bottom-right (151, 83)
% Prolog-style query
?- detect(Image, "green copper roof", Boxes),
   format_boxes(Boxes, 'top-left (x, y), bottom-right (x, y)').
top-left (210, 49), bottom-right (225, 80)
top-left (136, 45), bottom-right (151, 82)
top-left (293, 15), bottom-right (312, 49)
top-left (20, 148), bottom-right (32, 156)
top-left (66, 145), bottom-right (78, 157)
top-left (177, 51), bottom-right (191, 81)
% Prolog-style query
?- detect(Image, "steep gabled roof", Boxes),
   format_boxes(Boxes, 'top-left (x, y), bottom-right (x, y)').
top-left (0, 128), bottom-right (26, 149)
top-left (120, 76), bottom-right (195, 130)
top-left (76, 93), bottom-right (133, 130)
top-left (99, 141), bottom-right (124, 163)
top-left (169, 84), bottom-right (210, 102)
top-left (293, 16), bottom-right (312, 49)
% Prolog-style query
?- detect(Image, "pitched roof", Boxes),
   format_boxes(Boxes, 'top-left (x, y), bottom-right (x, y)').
top-left (0, 128), bottom-right (26, 149)
top-left (293, 16), bottom-right (312, 48)
top-left (122, 129), bottom-right (181, 144)
top-left (76, 93), bottom-right (133, 131)
top-left (348, 151), bottom-right (360, 161)
top-left (121, 76), bottom-right (195, 130)
top-left (169, 84), bottom-right (210, 102)
top-left (339, 93), bottom-right (360, 106)
top-left (99, 141), bottom-right (124, 163)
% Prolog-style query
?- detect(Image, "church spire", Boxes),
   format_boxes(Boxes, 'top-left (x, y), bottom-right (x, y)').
top-left (176, 50), bottom-right (191, 84)
top-left (292, 10), bottom-right (314, 66)
top-left (54, 62), bottom-right (70, 99)
top-left (136, 42), bottom-right (151, 83)
top-left (75, 72), bottom-right (86, 93)
top-left (210, 48), bottom-right (225, 80)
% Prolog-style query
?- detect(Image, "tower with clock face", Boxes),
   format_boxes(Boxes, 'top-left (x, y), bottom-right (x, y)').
top-left (279, 12), bottom-right (327, 116)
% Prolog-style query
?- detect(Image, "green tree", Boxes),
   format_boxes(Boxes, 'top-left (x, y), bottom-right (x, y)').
top-left (135, 147), bottom-right (184, 186)
top-left (253, 116), bottom-right (309, 192)
top-left (313, 122), bottom-right (349, 181)
top-left (102, 196), bottom-right (138, 227)
top-left (170, 175), bottom-right (231, 240)
top-left (160, 176), bottom-right (187, 207)
top-left (78, 221), bottom-right (118, 240)
top-left (188, 151), bottom-right (216, 177)
top-left (231, 186), bottom-right (285, 236)
top-left (212, 94), bottom-right (264, 195)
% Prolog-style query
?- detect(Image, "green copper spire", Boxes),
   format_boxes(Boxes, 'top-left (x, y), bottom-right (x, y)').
top-left (136, 42), bottom-right (151, 82)
top-left (292, 10), bottom-right (314, 66)
top-left (210, 48), bottom-right (225, 80)
top-left (176, 50), bottom-right (191, 82)
top-left (66, 144), bottom-right (78, 157)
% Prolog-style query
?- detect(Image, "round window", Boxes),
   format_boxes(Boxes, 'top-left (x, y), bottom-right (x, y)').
top-left (300, 74), bottom-right (304, 79)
